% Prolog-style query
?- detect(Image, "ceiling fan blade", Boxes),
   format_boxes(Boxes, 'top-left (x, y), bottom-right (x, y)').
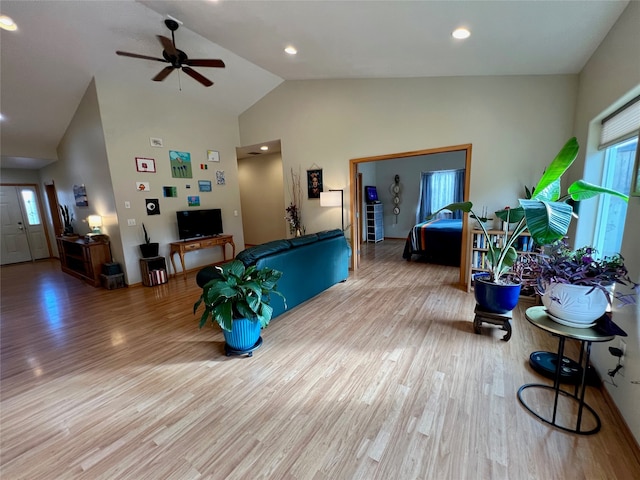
top-left (182, 67), bottom-right (213, 87)
top-left (152, 66), bottom-right (175, 82)
top-left (116, 51), bottom-right (167, 63)
top-left (157, 35), bottom-right (178, 57)
top-left (184, 59), bottom-right (226, 68)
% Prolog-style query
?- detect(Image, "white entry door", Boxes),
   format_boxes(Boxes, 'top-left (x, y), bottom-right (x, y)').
top-left (0, 186), bottom-right (49, 265)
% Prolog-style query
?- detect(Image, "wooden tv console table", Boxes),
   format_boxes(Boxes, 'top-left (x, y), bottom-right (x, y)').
top-left (169, 235), bottom-right (235, 277)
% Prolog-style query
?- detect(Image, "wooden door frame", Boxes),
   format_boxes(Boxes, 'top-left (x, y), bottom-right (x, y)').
top-left (1, 182), bottom-right (54, 260)
top-left (44, 182), bottom-right (63, 237)
top-left (348, 144), bottom-right (473, 287)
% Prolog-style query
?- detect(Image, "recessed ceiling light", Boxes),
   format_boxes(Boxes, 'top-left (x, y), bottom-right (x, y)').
top-left (260, 145), bottom-right (269, 151)
top-left (0, 113), bottom-right (4, 121)
top-left (452, 28), bottom-right (470, 40)
top-left (284, 46), bottom-right (297, 55)
top-left (0, 15), bottom-right (17, 31)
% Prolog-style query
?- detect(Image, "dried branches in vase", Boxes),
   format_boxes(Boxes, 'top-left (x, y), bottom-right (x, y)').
top-left (285, 166), bottom-right (304, 236)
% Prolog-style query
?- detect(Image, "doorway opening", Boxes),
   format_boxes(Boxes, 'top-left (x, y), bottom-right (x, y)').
top-left (349, 144), bottom-right (472, 286)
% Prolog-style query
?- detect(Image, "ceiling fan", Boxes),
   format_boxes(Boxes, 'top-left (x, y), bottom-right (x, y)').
top-left (116, 18), bottom-right (225, 87)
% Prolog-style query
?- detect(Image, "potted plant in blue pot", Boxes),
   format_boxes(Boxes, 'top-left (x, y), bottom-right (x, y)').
top-left (430, 137), bottom-right (629, 314)
top-left (194, 260), bottom-right (286, 356)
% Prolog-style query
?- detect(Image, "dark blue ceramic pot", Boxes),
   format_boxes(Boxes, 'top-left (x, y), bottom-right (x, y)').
top-left (474, 273), bottom-right (521, 313)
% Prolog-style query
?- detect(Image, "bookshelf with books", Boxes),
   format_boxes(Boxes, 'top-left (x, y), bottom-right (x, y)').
top-left (467, 228), bottom-right (540, 300)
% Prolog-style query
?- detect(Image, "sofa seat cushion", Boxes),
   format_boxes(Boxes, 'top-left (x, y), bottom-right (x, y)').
top-left (236, 239), bottom-right (291, 266)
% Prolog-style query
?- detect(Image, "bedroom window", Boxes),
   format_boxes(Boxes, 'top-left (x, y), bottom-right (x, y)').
top-left (416, 168), bottom-right (465, 224)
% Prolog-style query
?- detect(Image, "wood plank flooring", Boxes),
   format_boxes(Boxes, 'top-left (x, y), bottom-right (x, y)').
top-left (2, 239), bottom-right (639, 479)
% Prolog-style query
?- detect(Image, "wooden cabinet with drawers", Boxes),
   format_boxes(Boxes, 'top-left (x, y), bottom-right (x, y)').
top-left (57, 236), bottom-right (111, 287)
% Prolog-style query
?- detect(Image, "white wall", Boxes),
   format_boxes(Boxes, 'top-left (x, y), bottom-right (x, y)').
top-left (0, 169), bottom-right (41, 184)
top-left (95, 77), bottom-right (245, 284)
top-left (239, 75), bottom-right (578, 239)
top-left (238, 151), bottom-right (286, 244)
top-left (40, 79), bottom-right (118, 262)
top-left (373, 151), bottom-right (466, 238)
top-left (573, 0), bottom-right (640, 444)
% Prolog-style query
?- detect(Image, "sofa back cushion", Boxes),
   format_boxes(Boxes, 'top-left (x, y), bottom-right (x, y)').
top-left (316, 229), bottom-right (343, 240)
top-left (287, 233), bottom-right (318, 247)
top-left (236, 239), bottom-right (291, 266)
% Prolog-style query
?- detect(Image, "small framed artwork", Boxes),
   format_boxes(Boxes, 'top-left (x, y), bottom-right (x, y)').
top-left (307, 169), bottom-right (323, 199)
top-left (73, 184), bottom-right (88, 206)
top-left (216, 170), bottom-right (226, 185)
top-left (163, 186), bottom-right (177, 197)
top-left (207, 150), bottom-right (220, 162)
top-left (632, 149), bottom-right (640, 197)
top-left (150, 137), bottom-right (163, 148)
top-left (136, 157), bottom-right (156, 173)
top-left (145, 198), bottom-right (160, 215)
top-left (169, 150), bottom-right (192, 178)
top-left (198, 180), bottom-right (212, 192)
top-left (188, 195), bottom-right (200, 207)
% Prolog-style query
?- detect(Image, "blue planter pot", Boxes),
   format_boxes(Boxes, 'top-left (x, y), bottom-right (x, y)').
top-left (474, 273), bottom-right (521, 314)
top-left (222, 318), bottom-right (261, 351)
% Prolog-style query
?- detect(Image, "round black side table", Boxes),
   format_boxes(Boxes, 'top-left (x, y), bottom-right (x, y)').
top-left (517, 306), bottom-right (615, 435)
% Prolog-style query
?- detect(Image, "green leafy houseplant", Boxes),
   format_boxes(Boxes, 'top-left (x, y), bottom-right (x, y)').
top-left (536, 241), bottom-right (637, 307)
top-left (194, 260), bottom-right (286, 332)
top-left (431, 137), bottom-right (629, 284)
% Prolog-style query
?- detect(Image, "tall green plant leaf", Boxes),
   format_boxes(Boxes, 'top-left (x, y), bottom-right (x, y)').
top-left (567, 180), bottom-right (629, 202)
top-left (494, 207), bottom-right (525, 223)
top-left (520, 199), bottom-right (573, 245)
top-left (531, 137), bottom-right (579, 198)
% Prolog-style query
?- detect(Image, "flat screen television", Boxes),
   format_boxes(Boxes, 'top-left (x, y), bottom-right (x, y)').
top-left (176, 209), bottom-right (223, 240)
top-left (365, 186), bottom-right (379, 203)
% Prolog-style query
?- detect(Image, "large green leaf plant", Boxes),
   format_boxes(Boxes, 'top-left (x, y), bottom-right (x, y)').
top-left (430, 137), bottom-right (629, 284)
top-left (194, 260), bottom-right (286, 332)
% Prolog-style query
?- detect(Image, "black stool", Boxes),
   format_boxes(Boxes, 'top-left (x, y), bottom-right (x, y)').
top-left (473, 304), bottom-right (512, 341)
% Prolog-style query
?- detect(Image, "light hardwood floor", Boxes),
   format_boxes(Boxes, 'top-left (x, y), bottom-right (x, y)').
top-left (1, 239), bottom-right (639, 479)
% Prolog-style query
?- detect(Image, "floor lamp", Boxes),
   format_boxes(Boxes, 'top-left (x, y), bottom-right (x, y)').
top-left (320, 189), bottom-right (344, 231)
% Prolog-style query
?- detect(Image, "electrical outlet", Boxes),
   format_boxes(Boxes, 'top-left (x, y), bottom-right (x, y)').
top-left (127, 219), bottom-right (136, 226)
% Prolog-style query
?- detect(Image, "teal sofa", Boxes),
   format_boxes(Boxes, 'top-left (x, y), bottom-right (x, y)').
top-left (196, 229), bottom-right (351, 319)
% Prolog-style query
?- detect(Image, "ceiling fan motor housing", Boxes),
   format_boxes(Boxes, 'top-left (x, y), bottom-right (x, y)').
top-left (164, 19), bottom-right (180, 32)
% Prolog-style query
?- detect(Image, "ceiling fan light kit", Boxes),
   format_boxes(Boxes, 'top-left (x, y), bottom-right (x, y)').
top-left (116, 19), bottom-right (225, 87)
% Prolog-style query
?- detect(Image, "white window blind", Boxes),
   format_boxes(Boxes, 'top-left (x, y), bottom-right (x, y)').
top-left (600, 96), bottom-right (640, 149)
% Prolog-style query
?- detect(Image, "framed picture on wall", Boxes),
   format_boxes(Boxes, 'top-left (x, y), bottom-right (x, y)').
top-left (136, 157), bottom-right (156, 173)
top-left (307, 168), bottom-right (322, 199)
top-left (73, 184), bottom-right (88, 206)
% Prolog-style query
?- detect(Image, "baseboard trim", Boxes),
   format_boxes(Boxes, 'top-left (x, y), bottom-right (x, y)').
top-left (600, 383), bottom-right (640, 464)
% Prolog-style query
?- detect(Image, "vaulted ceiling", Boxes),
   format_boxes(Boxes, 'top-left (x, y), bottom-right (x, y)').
top-left (0, 0), bottom-right (629, 169)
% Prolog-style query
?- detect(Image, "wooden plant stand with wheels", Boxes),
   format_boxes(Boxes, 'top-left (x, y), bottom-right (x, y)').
top-left (473, 304), bottom-right (512, 341)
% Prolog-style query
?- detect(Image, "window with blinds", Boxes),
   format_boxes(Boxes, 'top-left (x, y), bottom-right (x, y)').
top-left (600, 96), bottom-right (640, 149)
